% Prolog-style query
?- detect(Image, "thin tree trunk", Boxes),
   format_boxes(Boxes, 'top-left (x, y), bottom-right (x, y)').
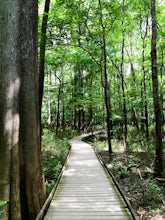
top-left (77, 26), bottom-right (85, 133)
top-left (56, 82), bottom-right (61, 135)
top-left (140, 81), bottom-right (145, 132)
top-left (47, 98), bottom-right (51, 127)
top-left (78, 68), bottom-right (82, 133)
top-left (73, 69), bottom-right (78, 129)
top-left (98, 0), bottom-right (112, 155)
top-left (61, 71), bottom-right (65, 130)
top-left (88, 78), bottom-right (93, 129)
top-left (120, 0), bottom-right (129, 153)
top-left (140, 15), bottom-right (149, 141)
top-left (126, 44), bottom-right (139, 131)
top-left (39, 0), bottom-right (50, 122)
top-left (143, 50), bottom-right (149, 142)
top-left (151, 0), bottom-right (164, 177)
top-left (47, 71), bottom-right (52, 128)
top-left (160, 47), bottom-right (164, 124)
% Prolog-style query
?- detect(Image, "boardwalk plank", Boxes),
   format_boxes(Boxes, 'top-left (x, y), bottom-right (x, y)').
top-left (43, 136), bottom-right (134, 220)
top-left (44, 216), bottom-right (131, 220)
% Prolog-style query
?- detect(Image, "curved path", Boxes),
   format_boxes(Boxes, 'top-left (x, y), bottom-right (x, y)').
top-left (43, 135), bottom-right (134, 220)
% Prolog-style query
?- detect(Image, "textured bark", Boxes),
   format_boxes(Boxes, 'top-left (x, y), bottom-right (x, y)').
top-left (0, 1), bottom-right (21, 219)
top-left (0, 1), bottom-right (46, 219)
top-left (151, 0), bottom-right (164, 177)
top-left (19, 1), bottom-right (46, 218)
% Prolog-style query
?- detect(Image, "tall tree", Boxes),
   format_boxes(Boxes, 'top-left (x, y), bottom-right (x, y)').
top-left (151, 0), bottom-right (164, 177)
top-left (120, 0), bottom-right (128, 150)
top-left (39, 0), bottom-right (51, 121)
top-left (140, 14), bottom-right (149, 141)
top-left (98, 0), bottom-right (112, 154)
top-left (0, 1), bottom-right (46, 219)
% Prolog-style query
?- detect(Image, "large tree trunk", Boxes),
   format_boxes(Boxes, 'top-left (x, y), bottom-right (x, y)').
top-left (151, 0), bottom-right (164, 177)
top-left (0, 1), bottom-right (46, 219)
top-left (0, 1), bottom-right (21, 219)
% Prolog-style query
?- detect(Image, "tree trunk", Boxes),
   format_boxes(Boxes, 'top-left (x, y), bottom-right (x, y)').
top-left (78, 68), bottom-right (83, 133)
top-left (0, 1), bottom-right (21, 219)
top-left (140, 15), bottom-right (149, 141)
top-left (61, 71), bottom-right (65, 130)
top-left (47, 71), bottom-right (52, 128)
top-left (151, 0), bottom-right (164, 177)
top-left (120, 1), bottom-right (128, 150)
top-left (47, 98), bottom-right (51, 127)
top-left (88, 78), bottom-right (94, 129)
top-left (126, 46), bottom-right (139, 131)
top-left (56, 86), bottom-right (61, 135)
top-left (98, 0), bottom-right (112, 155)
top-left (0, 1), bottom-right (46, 219)
top-left (77, 26), bottom-right (85, 133)
top-left (160, 47), bottom-right (164, 124)
top-left (39, 0), bottom-right (51, 122)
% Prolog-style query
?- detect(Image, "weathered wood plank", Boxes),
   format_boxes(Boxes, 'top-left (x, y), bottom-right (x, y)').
top-left (44, 216), bottom-right (131, 220)
top-left (48, 202), bottom-right (124, 208)
top-left (48, 206), bottom-right (125, 212)
top-left (52, 197), bottom-right (123, 202)
top-left (46, 211), bottom-right (127, 215)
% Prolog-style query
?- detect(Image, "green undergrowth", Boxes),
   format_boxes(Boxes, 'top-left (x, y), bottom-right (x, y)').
top-left (87, 130), bottom-right (165, 220)
top-left (42, 129), bottom-right (71, 195)
top-left (0, 200), bottom-right (8, 219)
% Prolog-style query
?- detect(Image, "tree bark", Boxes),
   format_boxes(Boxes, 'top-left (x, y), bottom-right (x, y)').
top-left (120, 0), bottom-right (128, 150)
top-left (56, 86), bottom-right (61, 135)
top-left (151, 0), bottom-right (164, 177)
top-left (98, 0), bottom-right (112, 155)
top-left (140, 15), bottom-right (149, 141)
top-left (0, 1), bottom-right (46, 219)
top-left (39, 0), bottom-right (51, 124)
top-left (61, 71), bottom-right (65, 130)
top-left (0, 1), bottom-right (21, 219)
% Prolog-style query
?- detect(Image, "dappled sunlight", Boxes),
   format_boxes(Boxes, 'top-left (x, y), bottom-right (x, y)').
top-left (63, 167), bottom-right (105, 178)
top-left (4, 78), bottom-right (20, 146)
top-left (7, 78), bottom-right (20, 106)
top-left (70, 159), bottom-right (99, 167)
top-left (50, 200), bottom-right (123, 212)
top-left (63, 168), bottom-right (97, 177)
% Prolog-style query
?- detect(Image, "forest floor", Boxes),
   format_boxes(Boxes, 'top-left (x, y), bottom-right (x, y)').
top-left (85, 134), bottom-right (165, 220)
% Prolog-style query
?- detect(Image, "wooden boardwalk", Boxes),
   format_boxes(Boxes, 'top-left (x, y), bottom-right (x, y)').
top-left (43, 135), bottom-right (134, 220)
